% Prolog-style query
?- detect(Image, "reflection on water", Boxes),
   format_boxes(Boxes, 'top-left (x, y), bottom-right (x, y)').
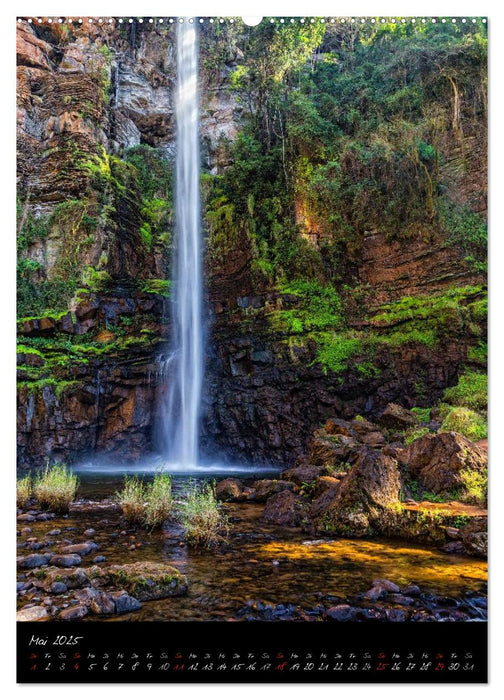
top-left (20, 472), bottom-right (488, 622)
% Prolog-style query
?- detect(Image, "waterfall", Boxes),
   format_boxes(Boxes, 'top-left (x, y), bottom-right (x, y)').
top-left (159, 19), bottom-right (203, 468)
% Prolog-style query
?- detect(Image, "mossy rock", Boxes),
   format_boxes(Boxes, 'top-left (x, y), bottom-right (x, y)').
top-left (108, 561), bottom-right (188, 601)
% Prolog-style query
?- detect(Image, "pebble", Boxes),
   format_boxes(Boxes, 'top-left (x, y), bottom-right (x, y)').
top-left (59, 605), bottom-right (88, 621)
top-left (271, 560), bottom-right (279, 566)
top-left (16, 606), bottom-right (48, 622)
top-left (93, 555), bottom-right (107, 563)
top-left (372, 578), bottom-right (400, 593)
top-left (17, 553), bottom-right (52, 568)
top-left (51, 581), bottom-right (68, 594)
top-left (48, 529), bottom-right (61, 536)
top-left (84, 529), bottom-right (96, 537)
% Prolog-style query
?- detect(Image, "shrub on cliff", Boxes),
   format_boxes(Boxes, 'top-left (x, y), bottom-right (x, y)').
top-left (176, 482), bottom-right (229, 548)
top-left (33, 463), bottom-right (78, 513)
top-left (16, 475), bottom-right (32, 509)
top-left (460, 468), bottom-right (487, 506)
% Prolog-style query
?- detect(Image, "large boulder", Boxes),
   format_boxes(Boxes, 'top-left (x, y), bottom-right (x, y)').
top-left (249, 479), bottom-right (296, 503)
top-left (317, 448), bottom-right (401, 536)
top-left (261, 490), bottom-right (307, 527)
top-left (398, 431), bottom-right (487, 494)
top-left (107, 561), bottom-right (188, 601)
top-left (378, 403), bottom-right (418, 430)
top-left (215, 478), bottom-right (245, 502)
top-left (306, 434), bottom-right (362, 468)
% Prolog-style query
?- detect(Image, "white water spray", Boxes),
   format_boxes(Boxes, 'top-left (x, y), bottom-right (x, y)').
top-left (159, 20), bottom-right (203, 468)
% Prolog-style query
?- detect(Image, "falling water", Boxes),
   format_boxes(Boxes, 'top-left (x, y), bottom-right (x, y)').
top-left (159, 20), bottom-right (203, 468)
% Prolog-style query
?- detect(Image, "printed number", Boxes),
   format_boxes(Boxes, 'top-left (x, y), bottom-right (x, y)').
top-left (53, 636), bottom-right (83, 646)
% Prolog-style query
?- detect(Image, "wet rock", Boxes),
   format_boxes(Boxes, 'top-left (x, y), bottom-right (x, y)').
top-left (324, 605), bottom-right (356, 622)
top-left (16, 605), bottom-right (49, 622)
top-left (108, 561), bottom-right (188, 601)
top-left (401, 585), bottom-right (421, 597)
top-left (460, 519), bottom-right (488, 558)
top-left (260, 490), bottom-right (307, 527)
top-left (387, 608), bottom-right (410, 622)
top-left (362, 586), bottom-right (385, 602)
top-left (49, 554), bottom-right (82, 567)
top-left (441, 541), bottom-right (467, 555)
top-left (315, 449), bottom-right (401, 536)
top-left (17, 514), bottom-right (36, 522)
top-left (17, 553), bottom-right (52, 569)
top-left (372, 578), bottom-right (400, 593)
top-left (249, 479), bottom-right (295, 503)
top-left (378, 403), bottom-right (418, 430)
top-left (111, 591), bottom-right (142, 614)
top-left (61, 542), bottom-right (99, 556)
top-left (59, 604), bottom-right (89, 621)
top-left (397, 431), bottom-right (487, 494)
top-left (445, 527), bottom-right (460, 539)
top-left (215, 478), bottom-right (245, 502)
top-left (388, 594), bottom-right (414, 606)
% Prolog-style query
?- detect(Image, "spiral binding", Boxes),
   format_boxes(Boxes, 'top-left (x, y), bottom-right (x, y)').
top-left (17, 17), bottom-right (487, 26)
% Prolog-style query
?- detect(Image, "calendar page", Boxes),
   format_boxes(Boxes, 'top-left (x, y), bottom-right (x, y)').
top-left (16, 14), bottom-right (488, 683)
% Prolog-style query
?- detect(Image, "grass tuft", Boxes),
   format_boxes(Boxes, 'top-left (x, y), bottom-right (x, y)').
top-left (176, 481), bottom-right (229, 548)
top-left (17, 475), bottom-right (32, 509)
top-left (116, 476), bottom-right (145, 525)
top-left (440, 406), bottom-right (487, 441)
top-left (144, 473), bottom-right (174, 529)
top-left (33, 463), bottom-right (78, 513)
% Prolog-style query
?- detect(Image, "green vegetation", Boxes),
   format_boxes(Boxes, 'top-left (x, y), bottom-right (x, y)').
top-left (176, 481), bottom-right (229, 548)
top-left (411, 407), bottom-right (431, 422)
top-left (16, 475), bottom-right (32, 509)
top-left (116, 473), bottom-right (174, 529)
top-left (404, 426), bottom-right (430, 446)
top-left (144, 473), bottom-right (174, 529)
top-left (33, 463), bottom-right (78, 513)
top-left (116, 476), bottom-right (145, 525)
top-left (141, 279), bottom-right (171, 297)
top-left (440, 406), bottom-right (487, 441)
top-left (460, 467), bottom-right (487, 505)
top-left (443, 371), bottom-right (487, 413)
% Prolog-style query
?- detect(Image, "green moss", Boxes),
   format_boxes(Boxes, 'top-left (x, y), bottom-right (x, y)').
top-left (459, 468), bottom-right (487, 505)
top-left (315, 333), bottom-right (363, 374)
top-left (404, 426), bottom-right (430, 446)
top-left (411, 407), bottom-right (431, 422)
top-left (141, 279), bottom-right (171, 297)
top-left (443, 371), bottom-right (487, 413)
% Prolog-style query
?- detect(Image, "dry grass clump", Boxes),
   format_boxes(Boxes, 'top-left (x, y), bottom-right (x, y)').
top-left (33, 463), bottom-right (78, 513)
top-left (176, 481), bottom-right (229, 548)
top-left (116, 473), bottom-right (174, 528)
top-left (144, 473), bottom-right (174, 529)
top-left (16, 475), bottom-right (32, 509)
top-left (116, 475), bottom-right (145, 524)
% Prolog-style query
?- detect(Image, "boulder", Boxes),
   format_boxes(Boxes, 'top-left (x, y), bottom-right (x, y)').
top-left (49, 554), bottom-right (82, 568)
top-left (61, 542), bottom-right (99, 556)
top-left (307, 434), bottom-right (362, 468)
top-left (316, 448), bottom-right (401, 536)
top-left (378, 403), bottom-right (418, 430)
top-left (398, 431), bottom-right (487, 494)
top-left (261, 490), bottom-right (307, 527)
top-left (460, 517), bottom-right (488, 558)
top-left (111, 591), bottom-right (142, 614)
top-left (17, 553), bottom-right (52, 569)
top-left (59, 605), bottom-right (89, 621)
top-left (16, 605), bottom-right (49, 622)
top-left (107, 561), bottom-right (188, 601)
top-left (313, 476), bottom-right (341, 499)
top-left (279, 465), bottom-right (326, 486)
top-left (215, 478), bottom-right (244, 502)
top-left (249, 479), bottom-right (295, 503)
top-left (324, 418), bottom-right (354, 437)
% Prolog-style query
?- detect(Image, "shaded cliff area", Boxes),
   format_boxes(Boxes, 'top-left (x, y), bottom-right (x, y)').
top-left (16, 19), bottom-right (487, 468)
